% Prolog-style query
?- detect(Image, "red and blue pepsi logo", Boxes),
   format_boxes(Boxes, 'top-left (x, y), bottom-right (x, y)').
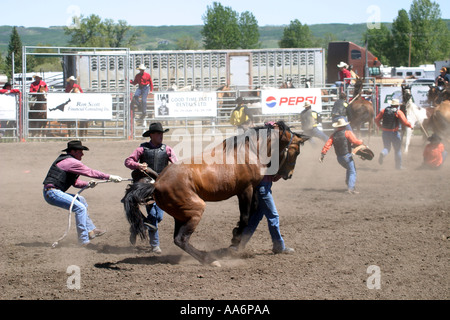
top-left (265, 96), bottom-right (277, 108)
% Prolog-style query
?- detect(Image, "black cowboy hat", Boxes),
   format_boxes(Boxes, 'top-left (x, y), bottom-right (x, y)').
top-left (62, 140), bottom-right (89, 152)
top-left (142, 122), bottom-right (169, 137)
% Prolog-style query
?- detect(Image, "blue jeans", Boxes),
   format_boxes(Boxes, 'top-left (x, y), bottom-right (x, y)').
top-left (43, 188), bottom-right (96, 245)
top-left (240, 181), bottom-right (285, 252)
top-left (132, 85), bottom-right (150, 114)
top-left (146, 203), bottom-right (164, 247)
top-left (305, 127), bottom-right (329, 143)
top-left (381, 131), bottom-right (402, 169)
top-left (337, 153), bottom-right (357, 191)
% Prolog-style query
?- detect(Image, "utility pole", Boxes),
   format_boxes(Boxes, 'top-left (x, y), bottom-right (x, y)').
top-left (408, 33), bottom-right (412, 67)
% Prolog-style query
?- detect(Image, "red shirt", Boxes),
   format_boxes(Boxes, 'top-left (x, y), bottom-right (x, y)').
top-left (338, 68), bottom-right (352, 84)
top-left (321, 129), bottom-right (363, 155)
top-left (131, 72), bottom-right (153, 91)
top-left (65, 83), bottom-right (83, 93)
top-left (375, 108), bottom-right (412, 131)
top-left (423, 143), bottom-right (445, 168)
top-left (29, 80), bottom-right (48, 93)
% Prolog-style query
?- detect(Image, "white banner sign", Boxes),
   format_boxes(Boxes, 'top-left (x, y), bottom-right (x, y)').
top-left (47, 93), bottom-right (113, 120)
top-left (155, 92), bottom-right (217, 118)
top-left (261, 88), bottom-right (323, 114)
top-left (379, 85), bottom-right (431, 111)
top-left (0, 94), bottom-right (17, 120)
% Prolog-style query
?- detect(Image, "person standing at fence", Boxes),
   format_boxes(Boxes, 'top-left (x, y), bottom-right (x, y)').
top-left (299, 101), bottom-right (328, 143)
top-left (43, 140), bottom-right (123, 247)
top-left (130, 64), bottom-right (153, 120)
top-left (375, 99), bottom-right (413, 170)
top-left (124, 122), bottom-right (178, 254)
top-left (320, 118), bottom-right (364, 194)
top-left (336, 62), bottom-right (352, 88)
top-left (65, 76), bottom-right (83, 93)
top-left (29, 74), bottom-right (48, 93)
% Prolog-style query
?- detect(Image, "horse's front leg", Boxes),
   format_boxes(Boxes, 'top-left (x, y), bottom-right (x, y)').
top-left (230, 186), bottom-right (257, 247)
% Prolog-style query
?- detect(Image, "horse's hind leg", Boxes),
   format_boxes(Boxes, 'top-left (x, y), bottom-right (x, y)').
top-left (173, 216), bottom-right (221, 267)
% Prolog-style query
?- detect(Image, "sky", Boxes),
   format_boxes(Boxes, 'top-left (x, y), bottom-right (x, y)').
top-left (3, 0), bottom-right (450, 28)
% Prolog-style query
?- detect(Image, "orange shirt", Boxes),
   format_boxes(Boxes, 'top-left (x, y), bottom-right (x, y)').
top-left (423, 143), bottom-right (445, 167)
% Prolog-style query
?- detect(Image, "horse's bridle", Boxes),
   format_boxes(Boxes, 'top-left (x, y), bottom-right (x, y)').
top-left (278, 129), bottom-right (296, 170)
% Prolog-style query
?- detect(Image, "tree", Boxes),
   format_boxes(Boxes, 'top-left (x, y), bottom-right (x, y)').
top-left (391, 9), bottom-right (412, 66)
top-left (201, 2), bottom-right (241, 49)
top-left (409, 0), bottom-right (449, 65)
top-left (279, 19), bottom-right (314, 48)
top-left (364, 24), bottom-right (394, 66)
top-left (239, 11), bottom-right (260, 49)
top-left (176, 36), bottom-right (200, 50)
top-left (5, 27), bottom-right (22, 78)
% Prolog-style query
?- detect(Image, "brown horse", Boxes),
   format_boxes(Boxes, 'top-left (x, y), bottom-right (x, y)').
top-left (29, 85), bottom-right (48, 137)
top-left (347, 79), bottom-right (374, 141)
top-left (122, 121), bottom-right (309, 266)
top-left (425, 85), bottom-right (450, 141)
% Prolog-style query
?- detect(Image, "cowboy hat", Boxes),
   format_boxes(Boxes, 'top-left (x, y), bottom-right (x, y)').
top-left (303, 101), bottom-right (311, 108)
top-left (32, 74), bottom-right (42, 79)
top-left (66, 76), bottom-right (76, 82)
top-left (337, 62), bottom-right (348, 68)
top-left (62, 140), bottom-right (89, 152)
top-left (137, 64), bottom-right (147, 70)
top-left (388, 98), bottom-right (400, 106)
top-left (427, 133), bottom-right (441, 143)
top-left (142, 122), bottom-right (169, 137)
top-left (332, 118), bottom-right (349, 128)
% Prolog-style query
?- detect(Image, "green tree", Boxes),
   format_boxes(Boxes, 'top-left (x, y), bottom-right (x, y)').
top-left (5, 27), bottom-right (22, 78)
top-left (239, 11), bottom-right (260, 49)
top-left (104, 19), bottom-right (140, 48)
top-left (201, 2), bottom-right (241, 49)
top-left (409, 0), bottom-right (449, 65)
top-left (364, 24), bottom-right (394, 66)
top-left (279, 19), bottom-right (314, 48)
top-left (176, 35), bottom-right (200, 50)
top-left (391, 9), bottom-right (412, 66)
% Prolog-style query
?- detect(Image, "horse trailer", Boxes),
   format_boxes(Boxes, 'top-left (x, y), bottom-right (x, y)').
top-left (69, 48), bottom-right (325, 92)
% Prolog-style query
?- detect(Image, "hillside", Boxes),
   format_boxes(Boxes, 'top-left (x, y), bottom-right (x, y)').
top-left (0, 20), bottom-right (449, 53)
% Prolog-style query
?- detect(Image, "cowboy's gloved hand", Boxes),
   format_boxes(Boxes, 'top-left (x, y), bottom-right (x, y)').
top-left (109, 175), bottom-right (123, 182)
top-left (319, 154), bottom-right (325, 163)
top-left (88, 180), bottom-right (98, 188)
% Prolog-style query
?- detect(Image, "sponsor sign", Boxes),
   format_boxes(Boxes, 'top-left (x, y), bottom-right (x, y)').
top-left (379, 85), bottom-right (431, 111)
top-left (155, 92), bottom-right (217, 118)
top-left (261, 88), bottom-right (323, 114)
top-left (0, 94), bottom-right (17, 120)
top-left (47, 93), bottom-right (113, 120)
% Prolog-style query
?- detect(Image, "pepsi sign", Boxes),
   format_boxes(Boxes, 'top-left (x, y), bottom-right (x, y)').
top-left (261, 88), bottom-right (323, 114)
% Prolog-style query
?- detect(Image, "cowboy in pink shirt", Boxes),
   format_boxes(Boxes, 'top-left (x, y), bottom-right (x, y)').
top-left (43, 140), bottom-right (123, 246)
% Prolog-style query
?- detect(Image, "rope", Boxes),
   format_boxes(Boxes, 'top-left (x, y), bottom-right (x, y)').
top-left (51, 178), bottom-right (133, 248)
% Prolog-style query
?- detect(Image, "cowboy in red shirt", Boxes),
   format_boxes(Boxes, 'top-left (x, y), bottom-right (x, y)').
top-left (337, 62), bottom-right (352, 85)
top-left (29, 74), bottom-right (48, 93)
top-left (65, 76), bottom-right (83, 93)
top-left (130, 64), bottom-right (154, 118)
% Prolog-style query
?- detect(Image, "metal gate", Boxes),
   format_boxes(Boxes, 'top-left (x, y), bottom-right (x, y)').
top-left (21, 46), bottom-right (130, 140)
top-left (0, 92), bottom-right (21, 141)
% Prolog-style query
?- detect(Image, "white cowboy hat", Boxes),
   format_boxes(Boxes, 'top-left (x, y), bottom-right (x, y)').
top-left (32, 74), bottom-right (42, 79)
top-left (332, 118), bottom-right (350, 128)
top-left (137, 64), bottom-right (147, 70)
top-left (388, 98), bottom-right (400, 106)
top-left (337, 61), bottom-right (348, 68)
top-left (66, 76), bottom-right (76, 82)
top-left (303, 101), bottom-right (311, 108)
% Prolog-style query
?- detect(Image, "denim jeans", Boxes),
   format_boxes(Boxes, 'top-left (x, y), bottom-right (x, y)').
top-left (43, 188), bottom-right (96, 245)
top-left (336, 153), bottom-right (357, 191)
top-left (305, 127), bottom-right (329, 144)
top-left (146, 203), bottom-right (164, 247)
top-left (240, 181), bottom-right (285, 252)
top-left (132, 85), bottom-right (150, 114)
top-left (381, 131), bottom-right (402, 169)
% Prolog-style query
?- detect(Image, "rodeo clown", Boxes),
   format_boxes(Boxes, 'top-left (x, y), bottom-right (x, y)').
top-left (320, 118), bottom-right (368, 194)
top-left (124, 122), bottom-right (178, 254)
top-left (43, 140), bottom-right (123, 247)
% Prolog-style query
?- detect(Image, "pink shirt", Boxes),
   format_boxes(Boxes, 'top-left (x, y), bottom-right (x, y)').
top-left (56, 157), bottom-right (110, 188)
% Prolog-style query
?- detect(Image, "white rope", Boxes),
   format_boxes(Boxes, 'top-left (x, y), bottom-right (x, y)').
top-left (51, 178), bottom-right (132, 248)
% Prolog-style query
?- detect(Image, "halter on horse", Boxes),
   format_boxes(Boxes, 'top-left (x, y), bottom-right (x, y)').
top-left (122, 121), bottom-right (309, 266)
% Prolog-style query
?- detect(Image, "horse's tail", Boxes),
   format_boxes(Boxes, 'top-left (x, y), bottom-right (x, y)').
top-left (121, 181), bottom-right (156, 242)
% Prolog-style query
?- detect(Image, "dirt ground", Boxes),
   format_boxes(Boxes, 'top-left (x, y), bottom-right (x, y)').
top-left (0, 133), bottom-right (448, 301)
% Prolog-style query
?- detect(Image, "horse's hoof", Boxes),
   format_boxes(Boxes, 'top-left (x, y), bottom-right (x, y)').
top-left (210, 260), bottom-right (221, 267)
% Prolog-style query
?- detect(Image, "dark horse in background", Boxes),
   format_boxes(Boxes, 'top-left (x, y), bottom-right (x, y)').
top-left (122, 121), bottom-right (309, 266)
top-left (347, 78), bottom-right (375, 141)
top-left (425, 84), bottom-right (450, 141)
top-left (29, 85), bottom-right (48, 137)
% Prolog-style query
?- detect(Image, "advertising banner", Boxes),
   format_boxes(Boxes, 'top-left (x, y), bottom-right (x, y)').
top-left (155, 92), bottom-right (217, 118)
top-left (47, 93), bottom-right (113, 120)
top-left (0, 94), bottom-right (17, 120)
top-left (260, 88), bottom-right (323, 114)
